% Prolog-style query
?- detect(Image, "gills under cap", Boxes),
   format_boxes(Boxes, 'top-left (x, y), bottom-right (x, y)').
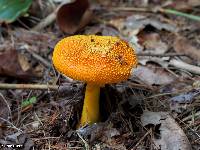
top-left (52, 35), bottom-right (137, 85)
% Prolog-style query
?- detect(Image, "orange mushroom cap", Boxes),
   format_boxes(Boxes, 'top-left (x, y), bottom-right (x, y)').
top-left (52, 35), bottom-right (137, 85)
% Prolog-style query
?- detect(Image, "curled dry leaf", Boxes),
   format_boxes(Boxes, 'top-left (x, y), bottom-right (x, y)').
top-left (56, 0), bottom-right (92, 34)
top-left (141, 111), bottom-right (192, 150)
top-left (173, 36), bottom-right (200, 61)
top-left (0, 50), bottom-right (34, 79)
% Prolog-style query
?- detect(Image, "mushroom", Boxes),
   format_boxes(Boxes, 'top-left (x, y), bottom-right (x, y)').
top-left (52, 35), bottom-right (137, 127)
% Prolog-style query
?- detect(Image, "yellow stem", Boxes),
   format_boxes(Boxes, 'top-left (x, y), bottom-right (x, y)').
top-left (80, 83), bottom-right (100, 127)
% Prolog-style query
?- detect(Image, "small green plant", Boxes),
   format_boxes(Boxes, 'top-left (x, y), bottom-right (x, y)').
top-left (21, 96), bottom-right (37, 108)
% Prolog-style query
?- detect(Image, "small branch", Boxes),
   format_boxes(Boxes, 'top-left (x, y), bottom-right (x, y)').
top-left (77, 132), bottom-right (90, 150)
top-left (32, 11), bottom-right (57, 31)
top-left (0, 117), bottom-right (23, 132)
top-left (32, 4), bottom-right (62, 31)
top-left (169, 59), bottom-right (200, 75)
top-left (108, 7), bottom-right (151, 12)
top-left (132, 129), bottom-right (151, 149)
top-left (0, 83), bottom-right (58, 90)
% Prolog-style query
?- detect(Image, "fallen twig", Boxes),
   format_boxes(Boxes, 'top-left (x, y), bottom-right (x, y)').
top-left (32, 11), bottom-right (57, 31)
top-left (169, 59), bottom-right (200, 75)
top-left (132, 129), bottom-right (152, 150)
top-left (77, 132), bottom-right (90, 150)
top-left (32, 4), bottom-right (62, 31)
top-left (0, 83), bottom-right (58, 90)
top-left (0, 117), bottom-right (23, 132)
top-left (108, 7), bottom-right (151, 12)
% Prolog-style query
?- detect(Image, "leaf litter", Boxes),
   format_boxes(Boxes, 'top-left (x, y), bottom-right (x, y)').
top-left (141, 111), bottom-right (192, 150)
top-left (0, 0), bottom-right (200, 149)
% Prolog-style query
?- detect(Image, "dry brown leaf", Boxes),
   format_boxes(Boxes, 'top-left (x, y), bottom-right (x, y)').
top-left (138, 32), bottom-right (168, 54)
top-left (133, 65), bottom-right (175, 86)
top-left (125, 15), bottom-right (177, 33)
top-left (0, 50), bottom-right (34, 79)
top-left (18, 53), bottom-right (31, 72)
top-left (109, 15), bottom-right (177, 38)
top-left (174, 36), bottom-right (200, 61)
top-left (56, 0), bottom-right (92, 34)
top-left (141, 111), bottom-right (192, 150)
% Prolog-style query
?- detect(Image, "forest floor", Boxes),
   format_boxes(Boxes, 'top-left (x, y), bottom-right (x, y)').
top-left (0, 0), bottom-right (200, 149)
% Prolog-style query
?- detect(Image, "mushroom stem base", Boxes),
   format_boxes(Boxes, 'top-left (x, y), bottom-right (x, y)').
top-left (80, 83), bottom-right (100, 127)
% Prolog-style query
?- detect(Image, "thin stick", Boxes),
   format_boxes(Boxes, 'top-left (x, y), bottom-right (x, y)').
top-left (32, 4), bottom-right (62, 31)
top-left (132, 129), bottom-right (151, 149)
top-left (108, 7), bottom-right (151, 12)
top-left (32, 12), bottom-right (57, 31)
top-left (0, 83), bottom-right (58, 90)
top-left (0, 117), bottom-right (23, 132)
top-left (169, 59), bottom-right (200, 75)
top-left (76, 132), bottom-right (90, 150)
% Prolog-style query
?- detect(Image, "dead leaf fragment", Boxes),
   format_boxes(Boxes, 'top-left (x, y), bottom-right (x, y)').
top-left (56, 0), bottom-right (92, 34)
top-left (18, 53), bottom-right (31, 71)
top-left (174, 36), bottom-right (200, 61)
top-left (125, 15), bottom-right (178, 33)
top-left (138, 32), bottom-right (168, 54)
top-left (133, 65), bottom-right (175, 86)
top-left (141, 111), bottom-right (192, 150)
top-left (0, 50), bottom-right (33, 79)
